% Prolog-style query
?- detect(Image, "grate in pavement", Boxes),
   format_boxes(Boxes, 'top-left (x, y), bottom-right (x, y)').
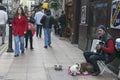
top-left (47, 68), bottom-right (77, 80)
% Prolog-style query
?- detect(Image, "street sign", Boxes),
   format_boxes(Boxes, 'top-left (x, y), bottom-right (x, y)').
top-left (111, 0), bottom-right (120, 29)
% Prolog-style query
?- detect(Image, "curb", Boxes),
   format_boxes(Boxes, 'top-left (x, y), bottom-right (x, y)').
top-left (0, 43), bottom-right (8, 56)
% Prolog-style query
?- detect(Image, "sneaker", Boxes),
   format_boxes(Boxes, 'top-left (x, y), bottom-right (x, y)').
top-left (14, 55), bottom-right (17, 57)
top-left (59, 65), bottom-right (62, 70)
top-left (14, 54), bottom-right (19, 57)
top-left (54, 65), bottom-right (58, 70)
top-left (30, 47), bottom-right (34, 50)
top-left (21, 51), bottom-right (24, 54)
top-left (25, 46), bottom-right (27, 48)
top-left (92, 71), bottom-right (100, 76)
top-left (17, 54), bottom-right (19, 56)
top-left (44, 46), bottom-right (47, 48)
top-left (48, 44), bottom-right (52, 47)
top-left (2, 42), bottom-right (4, 44)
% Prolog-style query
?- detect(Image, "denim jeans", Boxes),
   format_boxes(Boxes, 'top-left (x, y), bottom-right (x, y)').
top-left (83, 51), bottom-right (105, 72)
top-left (0, 24), bottom-right (6, 43)
top-left (14, 36), bottom-right (24, 55)
top-left (44, 28), bottom-right (51, 46)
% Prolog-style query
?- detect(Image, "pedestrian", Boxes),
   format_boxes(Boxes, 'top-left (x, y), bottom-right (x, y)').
top-left (25, 11), bottom-right (35, 50)
top-left (34, 8), bottom-right (44, 38)
top-left (58, 11), bottom-right (66, 38)
top-left (0, 6), bottom-right (8, 44)
top-left (40, 9), bottom-right (54, 48)
top-left (7, 7), bottom-right (13, 25)
top-left (83, 25), bottom-right (116, 76)
top-left (54, 15), bottom-right (59, 35)
top-left (12, 7), bottom-right (28, 57)
top-left (24, 6), bottom-right (28, 16)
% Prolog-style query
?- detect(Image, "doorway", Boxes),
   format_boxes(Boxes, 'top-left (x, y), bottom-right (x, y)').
top-left (90, 1), bottom-right (108, 38)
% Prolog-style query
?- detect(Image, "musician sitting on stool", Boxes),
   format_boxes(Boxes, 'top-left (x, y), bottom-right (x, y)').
top-left (83, 25), bottom-right (115, 76)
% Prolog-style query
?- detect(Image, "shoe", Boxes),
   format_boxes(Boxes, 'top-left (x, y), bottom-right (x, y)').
top-left (48, 44), bottom-right (52, 47)
top-left (2, 42), bottom-right (4, 44)
top-left (25, 46), bottom-right (27, 48)
top-left (54, 65), bottom-right (58, 70)
top-left (21, 51), bottom-right (24, 54)
top-left (14, 55), bottom-right (17, 57)
top-left (17, 54), bottom-right (19, 56)
top-left (92, 71), bottom-right (100, 76)
top-left (14, 54), bottom-right (19, 57)
top-left (44, 46), bottom-right (47, 48)
top-left (58, 65), bottom-right (62, 70)
top-left (30, 47), bottom-right (34, 50)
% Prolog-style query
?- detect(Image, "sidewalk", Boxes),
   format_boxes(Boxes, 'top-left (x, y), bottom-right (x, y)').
top-left (0, 32), bottom-right (118, 80)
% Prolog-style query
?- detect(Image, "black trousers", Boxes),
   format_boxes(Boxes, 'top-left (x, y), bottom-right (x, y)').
top-left (36, 24), bottom-right (42, 37)
top-left (60, 24), bottom-right (65, 37)
top-left (25, 30), bottom-right (33, 49)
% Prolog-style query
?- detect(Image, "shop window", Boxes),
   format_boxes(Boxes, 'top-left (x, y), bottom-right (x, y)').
top-left (90, 2), bottom-right (108, 38)
top-left (92, 3), bottom-right (108, 26)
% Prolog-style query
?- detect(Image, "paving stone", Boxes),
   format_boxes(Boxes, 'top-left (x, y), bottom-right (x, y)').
top-left (47, 68), bottom-right (78, 80)
top-left (0, 32), bottom-right (118, 80)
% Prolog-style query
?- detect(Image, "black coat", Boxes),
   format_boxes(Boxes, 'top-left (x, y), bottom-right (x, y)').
top-left (40, 15), bottom-right (54, 28)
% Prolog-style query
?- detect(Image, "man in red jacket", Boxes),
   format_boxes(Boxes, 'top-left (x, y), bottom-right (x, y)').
top-left (83, 25), bottom-right (115, 76)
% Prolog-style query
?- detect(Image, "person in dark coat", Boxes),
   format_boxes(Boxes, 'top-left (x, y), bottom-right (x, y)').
top-left (54, 15), bottom-right (59, 35)
top-left (58, 11), bottom-right (66, 37)
top-left (40, 9), bottom-right (54, 48)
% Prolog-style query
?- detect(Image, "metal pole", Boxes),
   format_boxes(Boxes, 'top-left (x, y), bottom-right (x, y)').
top-left (7, 24), bottom-right (13, 52)
top-left (7, 0), bottom-right (14, 52)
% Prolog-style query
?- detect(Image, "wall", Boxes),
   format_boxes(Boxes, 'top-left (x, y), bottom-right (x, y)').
top-left (71, 0), bottom-right (81, 44)
top-left (78, 0), bottom-right (90, 51)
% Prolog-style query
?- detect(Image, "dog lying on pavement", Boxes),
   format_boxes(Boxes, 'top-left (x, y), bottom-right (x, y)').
top-left (80, 62), bottom-right (94, 74)
top-left (69, 62), bottom-right (94, 76)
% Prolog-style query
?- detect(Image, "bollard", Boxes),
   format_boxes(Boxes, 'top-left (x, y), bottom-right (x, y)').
top-left (7, 25), bottom-right (13, 52)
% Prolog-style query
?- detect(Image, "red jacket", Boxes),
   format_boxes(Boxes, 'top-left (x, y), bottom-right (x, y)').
top-left (103, 39), bottom-right (114, 54)
top-left (12, 16), bottom-right (28, 36)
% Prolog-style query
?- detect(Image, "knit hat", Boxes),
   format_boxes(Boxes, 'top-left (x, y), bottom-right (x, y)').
top-left (98, 25), bottom-right (106, 32)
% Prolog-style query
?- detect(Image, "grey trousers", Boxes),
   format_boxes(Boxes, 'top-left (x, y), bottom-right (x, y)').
top-left (0, 24), bottom-right (6, 44)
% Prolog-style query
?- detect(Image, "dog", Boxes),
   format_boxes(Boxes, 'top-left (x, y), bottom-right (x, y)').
top-left (80, 62), bottom-right (94, 74)
top-left (69, 63), bottom-right (80, 76)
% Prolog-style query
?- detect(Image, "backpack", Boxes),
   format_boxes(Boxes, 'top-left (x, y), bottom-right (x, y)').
top-left (115, 38), bottom-right (120, 58)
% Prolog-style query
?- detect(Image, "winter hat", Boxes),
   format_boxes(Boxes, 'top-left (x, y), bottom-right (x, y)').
top-left (98, 25), bottom-right (106, 32)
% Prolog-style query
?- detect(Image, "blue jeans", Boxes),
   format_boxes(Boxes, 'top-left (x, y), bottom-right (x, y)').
top-left (44, 28), bottom-right (51, 46)
top-left (14, 36), bottom-right (24, 55)
top-left (83, 51), bottom-right (105, 72)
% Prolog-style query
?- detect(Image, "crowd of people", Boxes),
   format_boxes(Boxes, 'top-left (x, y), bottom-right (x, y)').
top-left (0, 5), bottom-right (67, 57)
